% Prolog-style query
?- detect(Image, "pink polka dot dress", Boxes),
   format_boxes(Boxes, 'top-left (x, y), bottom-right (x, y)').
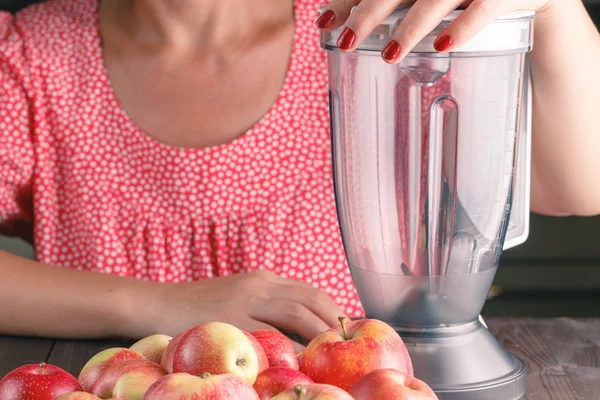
top-left (0, 0), bottom-right (364, 317)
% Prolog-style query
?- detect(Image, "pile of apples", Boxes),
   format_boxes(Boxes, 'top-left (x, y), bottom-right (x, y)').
top-left (0, 317), bottom-right (438, 399)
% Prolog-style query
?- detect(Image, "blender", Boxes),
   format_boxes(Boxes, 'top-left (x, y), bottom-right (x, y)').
top-left (321, 7), bottom-right (534, 400)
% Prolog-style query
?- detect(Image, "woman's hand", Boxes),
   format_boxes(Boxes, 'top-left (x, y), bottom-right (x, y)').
top-left (0, 251), bottom-right (344, 350)
top-left (315, 0), bottom-right (555, 63)
top-left (141, 270), bottom-right (346, 349)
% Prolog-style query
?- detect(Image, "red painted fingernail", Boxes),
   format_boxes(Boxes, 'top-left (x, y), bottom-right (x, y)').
top-left (337, 27), bottom-right (356, 50)
top-left (315, 9), bottom-right (336, 29)
top-left (381, 40), bottom-right (401, 62)
top-left (434, 35), bottom-right (453, 52)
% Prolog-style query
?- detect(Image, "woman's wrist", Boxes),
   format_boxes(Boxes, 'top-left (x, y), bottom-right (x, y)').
top-left (109, 276), bottom-right (165, 339)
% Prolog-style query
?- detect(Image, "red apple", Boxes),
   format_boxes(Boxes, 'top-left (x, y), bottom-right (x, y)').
top-left (0, 363), bottom-right (82, 400)
top-left (172, 322), bottom-right (261, 384)
top-left (56, 393), bottom-right (102, 400)
top-left (244, 331), bottom-right (269, 373)
top-left (349, 369), bottom-right (438, 399)
top-left (160, 329), bottom-right (189, 373)
top-left (129, 334), bottom-right (172, 364)
top-left (250, 330), bottom-right (299, 369)
top-left (144, 372), bottom-right (259, 400)
top-left (78, 348), bottom-right (144, 392)
top-left (299, 317), bottom-right (413, 391)
top-left (253, 367), bottom-right (314, 400)
top-left (271, 383), bottom-right (354, 400)
top-left (57, 392), bottom-right (127, 400)
top-left (89, 359), bottom-right (166, 399)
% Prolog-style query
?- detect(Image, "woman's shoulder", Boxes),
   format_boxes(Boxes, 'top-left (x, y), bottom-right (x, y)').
top-left (1, 0), bottom-right (99, 91)
top-left (1, 0), bottom-right (98, 58)
top-left (10, 0), bottom-right (97, 28)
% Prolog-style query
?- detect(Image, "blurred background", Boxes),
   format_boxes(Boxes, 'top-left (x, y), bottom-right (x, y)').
top-left (1, 0), bottom-right (599, 318)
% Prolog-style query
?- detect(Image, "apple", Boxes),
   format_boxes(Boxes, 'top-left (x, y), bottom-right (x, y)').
top-left (244, 331), bottom-right (269, 373)
top-left (253, 367), bottom-right (314, 400)
top-left (144, 372), bottom-right (259, 400)
top-left (89, 358), bottom-right (166, 399)
top-left (129, 334), bottom-right (172, 364)
top-left (56, 393), bottom-right (102, 400)
top-left (160, 329), bottom-right (189, 373)
top-left (250, 330), bottom-right (299, 369)
top-left (0, 363), bottom-right (82, 400)
top-left (348, 369), bottom-right (438, 400)
top-left (78, 348), bottom-right (144, 392)
top-left (111, 363), bottom-right (168, 400)
top-left (172, 322), bottom-right (261, 385)
top-left (299, 317), bottom-right (413, 391)
top-left (271, 384), bottom-right (354, 400)
top-left (56, 393), bottom-right (126, 400)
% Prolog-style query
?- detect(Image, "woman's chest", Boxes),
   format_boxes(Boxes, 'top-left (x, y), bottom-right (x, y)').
top-left (38, 44), bottom-right (331, 215)
top-left (32, 120), bottom-right (342, 282)
top-left (51, 116), bottom-right (329, 217)
top-left (32, 114), bottom-right (340, 273)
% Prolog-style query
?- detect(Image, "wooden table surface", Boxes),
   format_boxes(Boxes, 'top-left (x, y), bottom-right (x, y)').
top-left (0, 318), bottom-right (598, 399)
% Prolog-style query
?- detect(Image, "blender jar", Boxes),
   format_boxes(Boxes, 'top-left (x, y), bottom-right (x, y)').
top-left (322, 9), bottom-right (534, 327)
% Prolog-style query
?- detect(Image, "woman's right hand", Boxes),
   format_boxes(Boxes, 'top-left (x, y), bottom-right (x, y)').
top-left (139, 270), bottom-right (346, 347)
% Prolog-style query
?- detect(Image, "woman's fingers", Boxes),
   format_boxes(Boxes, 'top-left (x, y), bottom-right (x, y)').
top-left (382, 0), bottom-right (464, 62)
top-left (243, 270), bottom-right (344, 332)
top-left (317, 0), bottom-right (543, 63)
top-left (315, 0), bottom-right (362, 31)
top-left (249, 297), bottom-right (331, 340)
top-left (332, 0), bottom-right (413, 51)
top-left (275, 279), bottom-right (347, 329)
top-left (434, 0), bottom-right (544, 52)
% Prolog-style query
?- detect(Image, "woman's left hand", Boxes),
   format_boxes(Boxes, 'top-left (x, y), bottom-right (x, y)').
top-left (315, 0), bottom-right (555, 63)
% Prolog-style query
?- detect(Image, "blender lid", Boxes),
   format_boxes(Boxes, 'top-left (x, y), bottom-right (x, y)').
top-left (438, 9), bottom-right (535, 21)
top-left (320, 7), bottom-right (535, 54)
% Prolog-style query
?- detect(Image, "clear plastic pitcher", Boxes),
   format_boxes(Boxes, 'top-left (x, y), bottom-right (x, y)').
top-left (322, 9), bottom-right (534, 327)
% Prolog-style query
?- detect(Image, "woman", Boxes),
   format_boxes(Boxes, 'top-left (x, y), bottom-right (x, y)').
top-left (0, 0), bottom-right (598, 345)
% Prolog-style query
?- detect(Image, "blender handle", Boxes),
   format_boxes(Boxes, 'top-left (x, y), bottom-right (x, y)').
top-left (427, 96), bottom-right (459, 277)
top-left (503, 66), bottom-right (532, 250)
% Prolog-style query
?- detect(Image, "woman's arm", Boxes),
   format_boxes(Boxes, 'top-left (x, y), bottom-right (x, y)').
top-left (529, 0), bottom-right (600, 216)
top-left (0, 250), bottom-right (151, 338)
top-left (0, 250), bottom-right (344, 342)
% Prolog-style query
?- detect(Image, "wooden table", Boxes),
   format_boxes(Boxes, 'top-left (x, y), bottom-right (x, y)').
top-left (1, 318), bottom-right (598, 399)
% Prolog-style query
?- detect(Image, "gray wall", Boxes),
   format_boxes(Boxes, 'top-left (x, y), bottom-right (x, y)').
top-left (0, 236), bottom-right (34, 259)
top-left (498, 214), bottom-right (600, 292)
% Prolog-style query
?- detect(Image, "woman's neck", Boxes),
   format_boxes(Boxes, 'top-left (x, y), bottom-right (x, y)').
top-left (106, 0), bottom-right (285, 52)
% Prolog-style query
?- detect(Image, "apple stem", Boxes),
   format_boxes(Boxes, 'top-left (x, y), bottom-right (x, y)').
top-left (38, 362), bottom-right (47, 375)
top-left (293, 385), bottom-right (307, 399)
top-left (200, 372), bottom-right (211, 379)
top-left (338, 316), bottom-right (349, 340)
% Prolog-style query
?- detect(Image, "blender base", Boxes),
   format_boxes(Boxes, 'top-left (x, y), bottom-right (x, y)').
top-left (396, 319), bottom-right (526, 400)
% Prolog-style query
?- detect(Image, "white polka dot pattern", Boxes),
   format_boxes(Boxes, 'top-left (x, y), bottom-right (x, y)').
top-left (0, 0), bottom-right (363, 317)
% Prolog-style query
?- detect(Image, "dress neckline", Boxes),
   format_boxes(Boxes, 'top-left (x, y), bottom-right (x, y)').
top-left (91, 0), bottom-right (299, 155)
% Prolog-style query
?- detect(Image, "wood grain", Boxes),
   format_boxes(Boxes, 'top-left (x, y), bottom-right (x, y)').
top-left (46, 338), bottom-right (135, 377)
top-left (0, 336), bottom-right (54, 377)
top-left (487, 318), bottom-right (600, 400)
